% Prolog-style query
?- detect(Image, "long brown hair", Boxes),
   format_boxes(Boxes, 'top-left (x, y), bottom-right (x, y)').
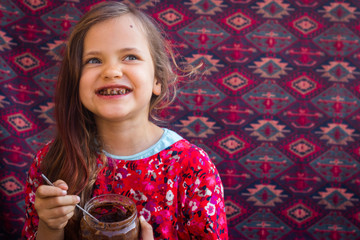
top-left (40, 1), bottom-right (197, 238)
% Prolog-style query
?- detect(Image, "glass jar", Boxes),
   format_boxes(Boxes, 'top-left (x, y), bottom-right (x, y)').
top-left (80, 194), bottom-right (139, 240)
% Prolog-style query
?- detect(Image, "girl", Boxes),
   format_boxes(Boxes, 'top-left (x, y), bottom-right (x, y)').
top-left (22, 1), bottom-right (228, 239)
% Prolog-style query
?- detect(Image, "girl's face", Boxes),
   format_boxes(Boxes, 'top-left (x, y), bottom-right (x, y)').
top-left (79, 14), bottom-right (161, 125)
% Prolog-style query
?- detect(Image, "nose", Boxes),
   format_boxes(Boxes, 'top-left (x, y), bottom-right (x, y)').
top-left (102, 63), bottom-right (123, 79)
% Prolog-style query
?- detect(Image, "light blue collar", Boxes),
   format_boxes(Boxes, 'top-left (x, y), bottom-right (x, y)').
top-left (102, 128), bottom-right (183, 160)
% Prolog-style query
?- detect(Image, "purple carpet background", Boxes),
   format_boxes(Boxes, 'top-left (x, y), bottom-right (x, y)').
top-left (1, 0), bottom-right (360, 239)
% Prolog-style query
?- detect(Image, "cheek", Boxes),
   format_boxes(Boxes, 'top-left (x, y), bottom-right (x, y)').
top-left (78, 77), bottom-right (89, 103)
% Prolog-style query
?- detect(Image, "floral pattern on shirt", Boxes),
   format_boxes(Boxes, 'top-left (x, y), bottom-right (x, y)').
top-left (22, 139), bottom-right (228, 240)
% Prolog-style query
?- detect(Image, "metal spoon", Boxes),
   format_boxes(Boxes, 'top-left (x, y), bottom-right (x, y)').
top-left (41, 174), bottom-right (99, 223)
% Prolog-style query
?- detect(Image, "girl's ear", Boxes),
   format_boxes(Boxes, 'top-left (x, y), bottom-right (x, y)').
top-left (153, 78), bottom-right (161, 96)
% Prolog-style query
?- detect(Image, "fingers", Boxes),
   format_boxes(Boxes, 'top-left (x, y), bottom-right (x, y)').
top-left (36, 185), bottom-right (79, 206)
top-left (36, 179), bottom-right (68, 198)
top-left (39, 202), bottom-right (78, 218)
top-left (39, 207), bottom-right (76, 230)
top-left (36, 185), bottom-right (67, 198)
top-left (35, 179), bottom-right (80, 231)
top-left (140, 216), bottom-right (154, 240)
top-left (36, 187), bottom-right (80, 209)
top-left (53, 180), bottom-right (69, 191)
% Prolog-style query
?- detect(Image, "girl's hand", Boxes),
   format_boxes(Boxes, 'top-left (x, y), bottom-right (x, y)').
top-left (34, 180), bottom-right (80, 231)
top-left (140, 216), bottom-right (154, 240)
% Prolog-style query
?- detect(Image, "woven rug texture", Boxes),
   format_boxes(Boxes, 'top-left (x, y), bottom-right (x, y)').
top-left (1, 0), bottom-right (360, 239)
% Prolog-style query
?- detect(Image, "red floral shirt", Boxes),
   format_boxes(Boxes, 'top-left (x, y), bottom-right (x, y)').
top-left (22, 132), bottom-right (228, 239)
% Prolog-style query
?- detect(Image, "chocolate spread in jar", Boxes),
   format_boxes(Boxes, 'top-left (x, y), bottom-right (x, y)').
top-left (80, 194), bottom-right (139, 240)
top-left (91, 203), bottom-right (133, 222)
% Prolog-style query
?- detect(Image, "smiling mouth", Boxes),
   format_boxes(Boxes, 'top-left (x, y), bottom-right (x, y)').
top-left (97, 88), bottom-right (130, 96)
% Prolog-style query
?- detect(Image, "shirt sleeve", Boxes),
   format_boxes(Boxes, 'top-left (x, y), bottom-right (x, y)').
top-left (22, 144), bottom-right (49, 239)
top-left (178, 145), bottom-right (228, 239)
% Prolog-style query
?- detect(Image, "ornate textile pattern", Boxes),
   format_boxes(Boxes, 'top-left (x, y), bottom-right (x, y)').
top-left (1, 0), bottom-right (360, 239)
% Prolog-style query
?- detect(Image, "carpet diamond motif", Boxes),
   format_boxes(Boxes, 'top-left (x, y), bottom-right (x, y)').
top-left (239, 143), bottom-right (293, 178)
top-left (156, 7), bottom-right (185, 26)
top-left (284, 202), bottom-right (318, 226)
top-left (286, 137), bottom-right (318, 159)
top-left (185, 0), bottom-right (227, 15)
top-left (34, 102), bottom-right (55, 124)
top-left (313, 24), bottom-right (360, 56)
top-left (311, 85), bottom-right (360, 118)
top-left (292, 15), bottom-right (319, 35)
top-left (178, 80), bottom-right (226, 111)
top-left (210, 97), bottom-right (253, 126)
top-left (41, 3), bottom-right (83, 35)
top-left (308, 212), bottom-right (360, 239)
top-left (25, 126), bottom-right (54, 152)
top-left (221, 71), bottom-right (250, 92)
top-left (225, 11), bottom-right (252, 31)
top-left (245, 118), bottom-right (290, 141)
top-left (42, 40), bottom-right (66, 61)
top-left (310, 146), bottom-right (359, 182)
top-left (0, 124), bottom-right (10, 141)
top-left (3, 1), bottom-right (360, 239)
top-left (243, 80), bottom-right (295, 114)
top-left (6, 113), bottom-right (33, 133)
top-left (33, 65), bottom-right (59, 96)
top-left (250, 57), bottom-right (292, 78)
top-left (175, 115), bottom-right (220, 138)
top-left (316, 122), bottom-right (359, 145)
top-left (178, 17), bottom-right (230, 49)
top-left (0, 57), bottom-right (17, 82)
top-left (243, 184), bottom-right (287, 207)
top-left (320, 2), bottom-right (359, 22)
top-left (13, 52), bottom-right (40, 72)
top-left (217, 133), bottom-right (246, 155)
top-left (0, 30), bottom-right (16, 52)
top-left (0, 176), bottom-right (24, 197)
top-left (0, 1), bottom-right (25, 26)
top-left (313, 187), bottom-right (358, 210)
top-left (185, 53), bottom-right (224, 75)
top-left (236, 208), bottom-right (291, 239)
top-left (289, 74), bottom-right (318, 96)
top-left (225, 200), bottom-right (243, 220)
top-left (122, 0), bottom-right (158, 9)
top-left (317, 61), bottom-right (359, 83)
top-left (23, 0), bottom-right (48, 11)
top-left (246, 21), bottom-right (297, 53)
top-left (253, 0), bottom-right (293, 19)
top-left (283, 41), bottom-right (327, 67)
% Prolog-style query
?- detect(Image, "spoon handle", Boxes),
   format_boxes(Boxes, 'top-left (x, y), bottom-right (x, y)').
top-left (41, 174), bottom-right (99, 223)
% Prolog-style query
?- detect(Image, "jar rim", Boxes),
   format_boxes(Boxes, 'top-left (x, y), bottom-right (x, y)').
top-left (83, 194), bottom-right (137, 229)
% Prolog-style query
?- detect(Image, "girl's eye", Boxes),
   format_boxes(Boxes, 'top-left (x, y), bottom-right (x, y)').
top-left (125, 55), bottom-right (138, 61)
top-left (85, 58), bottom-right (101, 64)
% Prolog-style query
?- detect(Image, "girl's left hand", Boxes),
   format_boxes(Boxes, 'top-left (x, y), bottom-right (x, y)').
top-left (140, 216), bottom-right (154, 240)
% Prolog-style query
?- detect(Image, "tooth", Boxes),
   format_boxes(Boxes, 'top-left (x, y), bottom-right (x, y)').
top-left (99, 88), bottom-right (128, 95)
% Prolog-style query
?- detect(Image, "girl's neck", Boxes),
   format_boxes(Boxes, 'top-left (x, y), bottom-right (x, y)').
top-left (96, 119), bottom-right (163, 157)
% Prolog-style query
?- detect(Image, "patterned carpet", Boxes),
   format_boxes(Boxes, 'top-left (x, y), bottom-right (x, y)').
top-left (1, 0), bottom-right (360, 239)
